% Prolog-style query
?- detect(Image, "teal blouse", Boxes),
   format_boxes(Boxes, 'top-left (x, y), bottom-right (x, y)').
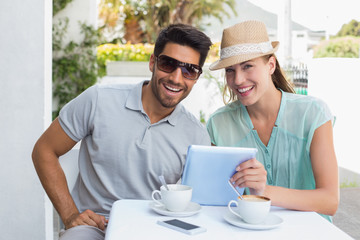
top-left (206, 90), bottom-right (334, 222)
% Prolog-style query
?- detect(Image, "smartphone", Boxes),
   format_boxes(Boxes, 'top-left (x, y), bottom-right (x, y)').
top-left (157, 219), bottom-right (206, 235)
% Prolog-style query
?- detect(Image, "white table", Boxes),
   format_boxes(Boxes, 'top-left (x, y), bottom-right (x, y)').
top-left (105, 200), bottom-right (353, 240)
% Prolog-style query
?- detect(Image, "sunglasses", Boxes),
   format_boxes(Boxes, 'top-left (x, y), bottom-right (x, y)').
top-left (155, 55), bottom-right (202, 80)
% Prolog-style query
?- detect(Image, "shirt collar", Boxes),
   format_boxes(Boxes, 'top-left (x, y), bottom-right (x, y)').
top-left (164, 104), bottom-right (182, 126)
top-left (125, 80), bottom-right (182, 126)
top-left (125, 80), bottom-right (146, 111)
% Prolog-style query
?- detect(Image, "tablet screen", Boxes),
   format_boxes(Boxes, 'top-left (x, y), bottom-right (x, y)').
top-left (181, 145), bottom-right (258, 206)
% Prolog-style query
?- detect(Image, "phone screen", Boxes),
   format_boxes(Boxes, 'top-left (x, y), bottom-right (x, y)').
top-left (163, 219), bottom-right (199, 230)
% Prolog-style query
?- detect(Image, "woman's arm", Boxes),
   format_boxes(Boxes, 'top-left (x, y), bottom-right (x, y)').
top-left (264, 120), bottom-right (339, 215)
top-left (232, 120), bottom-right (339, 215)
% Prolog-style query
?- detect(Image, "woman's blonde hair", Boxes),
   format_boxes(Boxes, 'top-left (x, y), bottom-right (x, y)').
top-left (222, 54), bottom-right (295, 104)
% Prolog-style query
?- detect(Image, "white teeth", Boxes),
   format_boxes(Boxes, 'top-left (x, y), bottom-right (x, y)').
top-left (238, 86), bottom-right (253, 93)
top-left (165, 85), bottom-right (181, 92)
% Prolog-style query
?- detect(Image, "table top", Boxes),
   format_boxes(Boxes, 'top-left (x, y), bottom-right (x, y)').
top-left (105, 200), bottom-right (353, 240)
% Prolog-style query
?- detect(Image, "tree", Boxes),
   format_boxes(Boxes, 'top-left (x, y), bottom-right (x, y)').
top-left (99, 0), bottom-right (147, 43)
top-left (143, 0), bottom-right (237, 43)
top-left (313, 36), bottom-right (360, 58)
top-left (98, 0), bottom-right (237, 44)
top-left (336, 19), bottom-right (360, 37)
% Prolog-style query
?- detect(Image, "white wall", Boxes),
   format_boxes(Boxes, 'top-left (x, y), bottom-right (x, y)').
top-left (53, 0), bottom-right (98, 44)
top-left (181, 68), bottom-right (225, 121)
top-left (0, 0), bottom-right (52, 239)
top-left (308, 58), bottom-right (360, 174)
top-left (292, 30), bottom-right (309, 62)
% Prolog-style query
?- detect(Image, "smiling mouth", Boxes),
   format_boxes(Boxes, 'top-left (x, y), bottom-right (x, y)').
top-left (238, 86), bottom-right (253, 93)
top-left (164, 84), bottom-right (182, 93)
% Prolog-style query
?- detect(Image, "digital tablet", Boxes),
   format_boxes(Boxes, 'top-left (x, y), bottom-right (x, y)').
top-left (181, 145), bottom-right (258, 206)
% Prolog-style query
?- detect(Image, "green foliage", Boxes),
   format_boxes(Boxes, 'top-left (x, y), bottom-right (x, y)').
top-left (52, 18), bottom-right (101, 118)
top-left (199, 110), bottom-right (206, 124)
top-left (98, 0), bottom-right (237, 44)
top-left (97, 43), bottom-right (153, 77)
top-left (336, 19), bottom-right (360, 37)
top-left (53, 0), bottom-right (73, 16)
top-left (340, 179), bottom-right (360, 188)
top-left (142, 0), bottom-right (237, 43)
top-left (206, 42), bottom-right (220, 63)
top-left (313, 36), bottom-right (360, 58)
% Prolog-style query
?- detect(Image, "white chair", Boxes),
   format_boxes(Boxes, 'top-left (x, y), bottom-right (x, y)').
top-left (54, 146), bottom-right (80, 239)
top-left (59, 147), bottom-right (80, 192)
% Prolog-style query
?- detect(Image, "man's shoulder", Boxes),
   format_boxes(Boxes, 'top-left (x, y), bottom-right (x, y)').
top-left (177, 104), bottom-right (206, 130)
top-left (92, 82), bottom-right (144, 102)
top-left (176, 105), bottom-right (210, 144)
top-left (96, 82), bottom-right (137, 92)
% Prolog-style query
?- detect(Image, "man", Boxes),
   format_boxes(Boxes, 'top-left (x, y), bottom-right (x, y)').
top-left (32, 24), bottom-right (212, 239)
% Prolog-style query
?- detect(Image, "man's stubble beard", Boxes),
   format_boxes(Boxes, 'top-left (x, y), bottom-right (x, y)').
top-left (150, 72), bottom-right (190, 109)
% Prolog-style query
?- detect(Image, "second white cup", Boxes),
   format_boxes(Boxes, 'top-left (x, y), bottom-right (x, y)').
top-left (151, 184), bottom-right (192, 212)
top-left (228, 195), bottom-right (271, 224)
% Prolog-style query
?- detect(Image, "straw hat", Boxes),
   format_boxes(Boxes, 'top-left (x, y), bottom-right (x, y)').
top-left (209, 20), bottom-right (279, 70)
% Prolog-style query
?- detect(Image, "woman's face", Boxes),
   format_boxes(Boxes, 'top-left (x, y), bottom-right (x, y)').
top-left (225, 56), bottom-right (276, 106)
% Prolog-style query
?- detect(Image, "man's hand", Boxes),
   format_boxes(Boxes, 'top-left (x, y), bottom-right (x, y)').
top-left (64, 209), bottom-right (108, 231)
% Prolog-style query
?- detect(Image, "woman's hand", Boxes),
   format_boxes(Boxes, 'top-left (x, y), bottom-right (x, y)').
top-left (230, 158), bottom-right (267, 195)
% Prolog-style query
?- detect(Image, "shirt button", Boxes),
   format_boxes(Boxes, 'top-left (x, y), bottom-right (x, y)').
top-left (268, 180), bottom-right (273, 184)
top-left (265, 149), bottom-right (268, 153)
top-left (266, 164), bottom-right (271, 169)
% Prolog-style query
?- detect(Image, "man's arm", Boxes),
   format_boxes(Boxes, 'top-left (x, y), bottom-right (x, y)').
top-left (32, 118), bottom-right (107, 230)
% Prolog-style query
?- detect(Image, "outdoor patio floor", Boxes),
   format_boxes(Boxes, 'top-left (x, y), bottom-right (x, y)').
top-left (333, 187), bottom-right (360, 239)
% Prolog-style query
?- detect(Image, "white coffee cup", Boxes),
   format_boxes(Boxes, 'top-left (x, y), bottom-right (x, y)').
top-left (228, 195), bottom-right (271, 224)
top-left (151, 184), bottom-right (192, 212)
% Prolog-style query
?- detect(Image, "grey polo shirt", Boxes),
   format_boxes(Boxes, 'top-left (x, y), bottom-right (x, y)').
top-left (59, 81), bottom-right (210, 216)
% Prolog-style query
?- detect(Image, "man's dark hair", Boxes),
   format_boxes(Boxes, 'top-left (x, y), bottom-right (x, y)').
top-left (154, 24), bottom-right (212, 67)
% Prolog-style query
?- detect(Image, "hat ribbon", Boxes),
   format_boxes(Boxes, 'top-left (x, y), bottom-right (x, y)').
top-left (220, 41), bottom-right (273, 59)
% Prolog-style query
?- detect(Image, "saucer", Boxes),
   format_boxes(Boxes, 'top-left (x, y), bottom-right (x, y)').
top-left (223, 211), bottom-right (284, 230)
top-left (149, 201), bottom-right (202, 217)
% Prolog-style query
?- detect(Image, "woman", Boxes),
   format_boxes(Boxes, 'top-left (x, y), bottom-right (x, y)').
top-left (206, 20), bottom-right (339, 221)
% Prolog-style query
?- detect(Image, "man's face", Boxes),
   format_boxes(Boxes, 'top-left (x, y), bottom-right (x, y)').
top-left (149, 43), bottom-right (201, 109)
